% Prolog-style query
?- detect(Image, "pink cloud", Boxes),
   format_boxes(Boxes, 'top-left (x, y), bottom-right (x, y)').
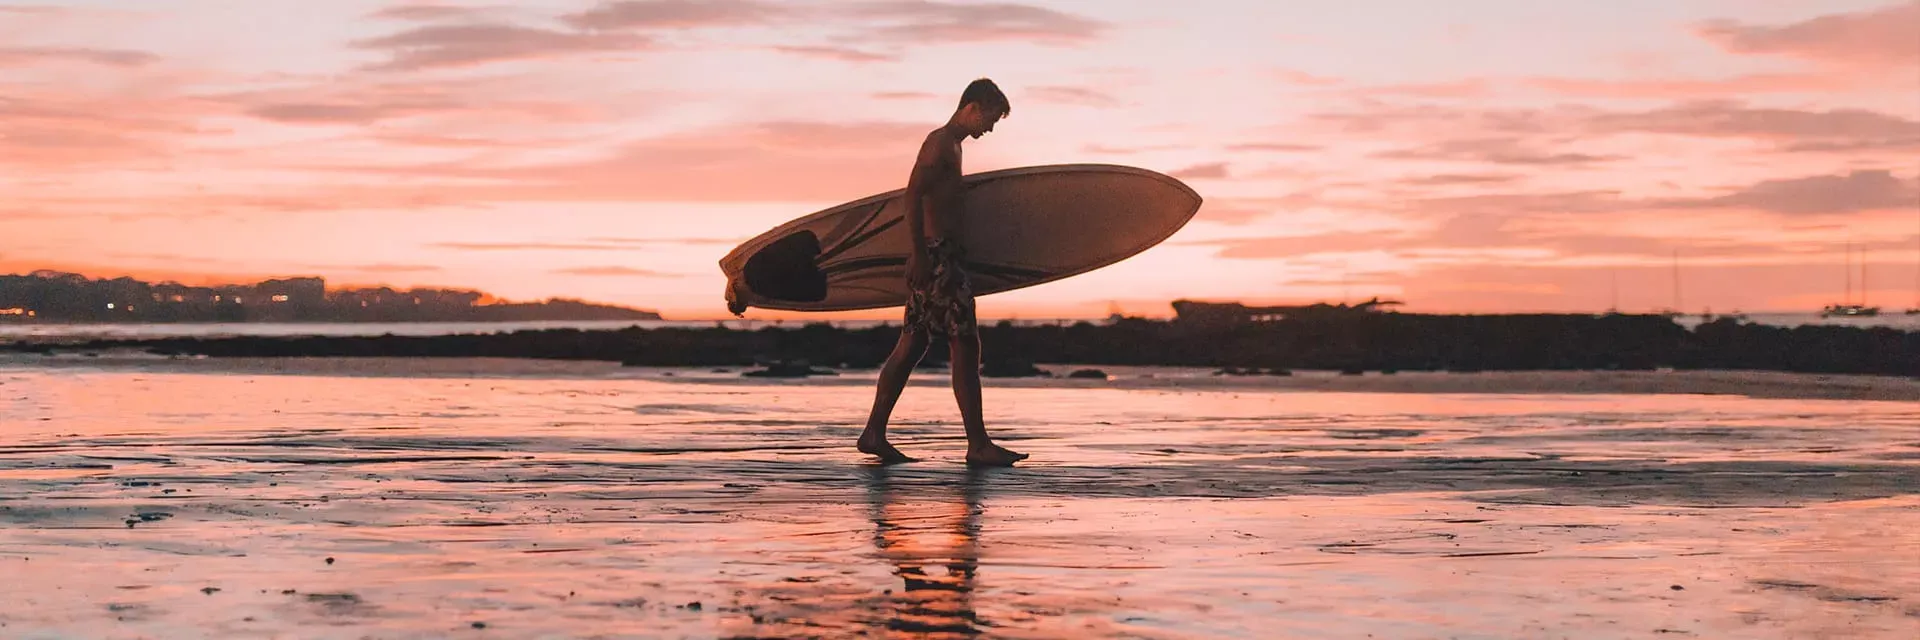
top-left (300, 262), bottom-right (445, 273)
top-left (1660, 169), bottom-right (1920, 215)
top-left (552, 265), bottom-right (688, 277)
top-left (1083, 143), bottom-right (1183, 154)
top-left (561, 0), bottom-right (787, 30)
top-left (0, 88), bottom-right (213, 168)
top-left (219, 76), bottom-right (608, 126)
top-left (0, 46), bottom-right (159, 67)
top-left (1226, 142), bottom-right (1321, 153)
top-left (846, 1), bottom-right (1106, 45)
top-left (1026, 85), bottom-right (1119, 108)
top-left (769, 44), bottom-right (897, 63)
top-left (1373, 138), bottom-right (1621, 166)
top-left (1521, 73), bottom-right (1863, 99)
top-left (1347, 78), bottom-right (1496, 99)
top-left (351, 23), bottom-right (651, 71)
top-left (367, 4), bottom-right (504, 22)
top-left (1271, 69), bottom-right (1342, 86)
top-left (1170, 162), bottom-right (1230, 180)
top-left (1588, 100), bottom-right (1920, 142)
top-left (1398, 173), bottom-right (1521, 186)
top-left (366, 120), bottom-right (929, 202)
top-left (871, 91), bottom-right (935, 100)
top-left (1696, 1), bottom-right (1920, 67)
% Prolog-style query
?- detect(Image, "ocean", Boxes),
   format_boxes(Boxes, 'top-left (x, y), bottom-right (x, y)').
top-left (2, 357), bottom-right (1917, 638)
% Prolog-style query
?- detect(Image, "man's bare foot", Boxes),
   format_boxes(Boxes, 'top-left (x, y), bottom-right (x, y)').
top-left (965, 442), bottom-right (1029, 467)
top-left (857, 434), bottom-right (917, 464)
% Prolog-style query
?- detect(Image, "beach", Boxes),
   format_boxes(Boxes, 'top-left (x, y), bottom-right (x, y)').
top-left (3, 359), bottom-right (1917, 638)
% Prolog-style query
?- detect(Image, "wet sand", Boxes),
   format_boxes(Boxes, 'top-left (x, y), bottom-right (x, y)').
top-left (2, 360), bottom-right (1917, 638)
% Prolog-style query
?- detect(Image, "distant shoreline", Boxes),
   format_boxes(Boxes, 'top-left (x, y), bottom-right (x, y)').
top-left (6, 313), bottom-right (1913, 378)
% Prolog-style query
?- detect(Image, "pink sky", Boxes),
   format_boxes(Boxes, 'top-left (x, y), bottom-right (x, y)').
top-left (2, 0), bottom-right (1917, 319)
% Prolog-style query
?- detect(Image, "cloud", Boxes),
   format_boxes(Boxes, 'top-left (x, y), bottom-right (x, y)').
top-left (1083, 143), bottom-right (1182, 155)
top-left (1271, 69), bottom-right (1342, 86)
top-left (1026, 85), bottom-right (1119, 107)
top-left (371, 120), bottom-right (927, 202)
top-left (1226, 142), bottom-right (1321, 153)
top-left (1661, 169), bottom-right (1920, 215)
top-left (367, 4), bottom-right (503, 22)
top-left (1190, 194), bottom-right (1321, 225)
top-left (1170, 162), bottom-right (1229, 180)
top-left (0, 90), bottom-right (212, 168)
top-left (0, 46), bottom-right (159, 67)
top-left (432, 241), bottom-right (638, 252)
top-left (769, 45), bottom-right (896, 63)
top-left (1588, 100), bottom-right (1920, 142)
top-left (219, 76), bottom-right (606, 126)
top-left (584, 236), bottom-right (742, 246)
top-left (1695, 1), bottom-right (1920, 67)
top-left (561, 0), bottom-right (787, 30)
top-left (1204, 231), bottom-right (1402, 259)
top-left (1302, 100), bottom-right (1920, 154)
top-left (1348, 79), bottom-right (1496, 99)
top-left (351, 23), bottom-right (651, 72)
top-left (1781, 137), bottom-right (1920, 153)
top-left (301, 262), bottom-right (445, 273)
top-left (843, 1), bottom-right (1108, 45)
top-left (1373, 138), bottom-right (1621, 166)
top-left (563, 0), bottom-right (1105, 47)
top-left (872, 91), bottom-right (935, 100)
top-left (1399, 173), bottom-right (1521, 186)
top-left (552, 265), bottom-right (688, 277)
top-left (1521, 73), bottom-right (1861, 99)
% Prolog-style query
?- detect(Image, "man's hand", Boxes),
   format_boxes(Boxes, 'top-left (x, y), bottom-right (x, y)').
top-left (907, 253), bottom-right (933, 290)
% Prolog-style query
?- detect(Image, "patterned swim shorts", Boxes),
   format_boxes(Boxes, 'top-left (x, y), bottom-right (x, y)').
top-left (904, 238), bottom-right (977, 337)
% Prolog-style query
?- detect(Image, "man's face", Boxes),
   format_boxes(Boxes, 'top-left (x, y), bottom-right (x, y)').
top-left (969, 106), bottom-right (1004, 138)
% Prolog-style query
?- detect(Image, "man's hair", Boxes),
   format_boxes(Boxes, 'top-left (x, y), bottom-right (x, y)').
top-left (958, 77), bottom-right (1010, 117)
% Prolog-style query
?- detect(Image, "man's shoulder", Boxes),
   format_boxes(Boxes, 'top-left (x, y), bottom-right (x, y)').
top-left (916, 128), bottom-right (956, 163)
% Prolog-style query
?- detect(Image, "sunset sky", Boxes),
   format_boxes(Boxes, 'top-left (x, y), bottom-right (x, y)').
top-left (3, 0), bottom-right (1917, 320)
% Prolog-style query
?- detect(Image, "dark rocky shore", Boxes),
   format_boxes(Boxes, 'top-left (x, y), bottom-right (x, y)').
top-left (6, 314), bottom-right (1914, 377)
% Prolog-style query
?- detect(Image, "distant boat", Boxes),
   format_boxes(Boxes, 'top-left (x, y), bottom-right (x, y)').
top-left (1820, 241), bottom-right (1878, 318)
top-left (1821, 303), bottom-right (1880, 318)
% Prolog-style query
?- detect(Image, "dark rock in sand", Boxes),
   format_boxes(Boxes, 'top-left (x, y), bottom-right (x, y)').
top-left (981, 359), bottom-right (1050, 378)
top-left (742, 361), bottom-right (837, 378)
top-left (1067, 369), bottom-right (1109, 379)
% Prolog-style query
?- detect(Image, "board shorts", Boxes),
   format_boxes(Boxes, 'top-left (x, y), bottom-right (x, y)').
top-left (904, 237), bottom-right (977, 337)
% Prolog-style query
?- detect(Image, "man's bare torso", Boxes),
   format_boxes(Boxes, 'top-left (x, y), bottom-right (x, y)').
top-left (913, 128), bottom-right (964, 242)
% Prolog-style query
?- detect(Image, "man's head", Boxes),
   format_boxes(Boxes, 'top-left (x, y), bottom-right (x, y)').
top-left (953, 77), bottom-right (1009, 138)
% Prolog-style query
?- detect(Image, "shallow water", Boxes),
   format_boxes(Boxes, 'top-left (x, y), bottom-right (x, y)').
top-left (2, 362), bottom-right (1917, 638)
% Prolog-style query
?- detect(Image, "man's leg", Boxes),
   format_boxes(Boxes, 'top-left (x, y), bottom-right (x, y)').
top-left (859, 327), bottom-right (930, 463)
top-left (950, 331), bottom-right (1028, 466)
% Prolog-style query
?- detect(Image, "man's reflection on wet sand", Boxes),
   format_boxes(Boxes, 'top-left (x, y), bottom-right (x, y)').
top-left (714, 467), bottom-right (994, 639)
top-left (861, 465), bottom-right (988, 637)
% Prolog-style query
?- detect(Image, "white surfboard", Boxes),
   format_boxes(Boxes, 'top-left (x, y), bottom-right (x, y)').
top-left (720, 163), bottom-right (1203, 314)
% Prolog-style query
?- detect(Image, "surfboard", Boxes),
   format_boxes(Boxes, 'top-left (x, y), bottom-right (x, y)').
top-left (720, 163), bottom-right (1203, 314)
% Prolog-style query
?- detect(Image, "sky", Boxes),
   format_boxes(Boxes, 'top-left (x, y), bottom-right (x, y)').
top-left (2, 0), bottom-right (1917, 320)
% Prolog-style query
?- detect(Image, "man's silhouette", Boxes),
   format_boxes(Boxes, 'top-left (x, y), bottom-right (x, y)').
top-left (856, 78), bottom-right (1028, 467)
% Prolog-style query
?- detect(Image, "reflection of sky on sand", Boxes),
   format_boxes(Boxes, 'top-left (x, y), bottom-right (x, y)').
top-left (1, 365), bottom-right (1917, 637)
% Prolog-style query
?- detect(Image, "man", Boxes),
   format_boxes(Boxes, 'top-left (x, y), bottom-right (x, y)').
top-left (855, 78), bottom-right (1029, 467)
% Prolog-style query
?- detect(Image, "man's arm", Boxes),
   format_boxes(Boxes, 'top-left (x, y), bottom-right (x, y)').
top-left (902, 133), bottom-right (946, 257)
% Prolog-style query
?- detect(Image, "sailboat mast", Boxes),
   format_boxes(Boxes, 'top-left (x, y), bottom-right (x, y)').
top-left (1671, 248), bottom-right (1680, 312)
top-left (1844, 241), bottom-right (1852, 306)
